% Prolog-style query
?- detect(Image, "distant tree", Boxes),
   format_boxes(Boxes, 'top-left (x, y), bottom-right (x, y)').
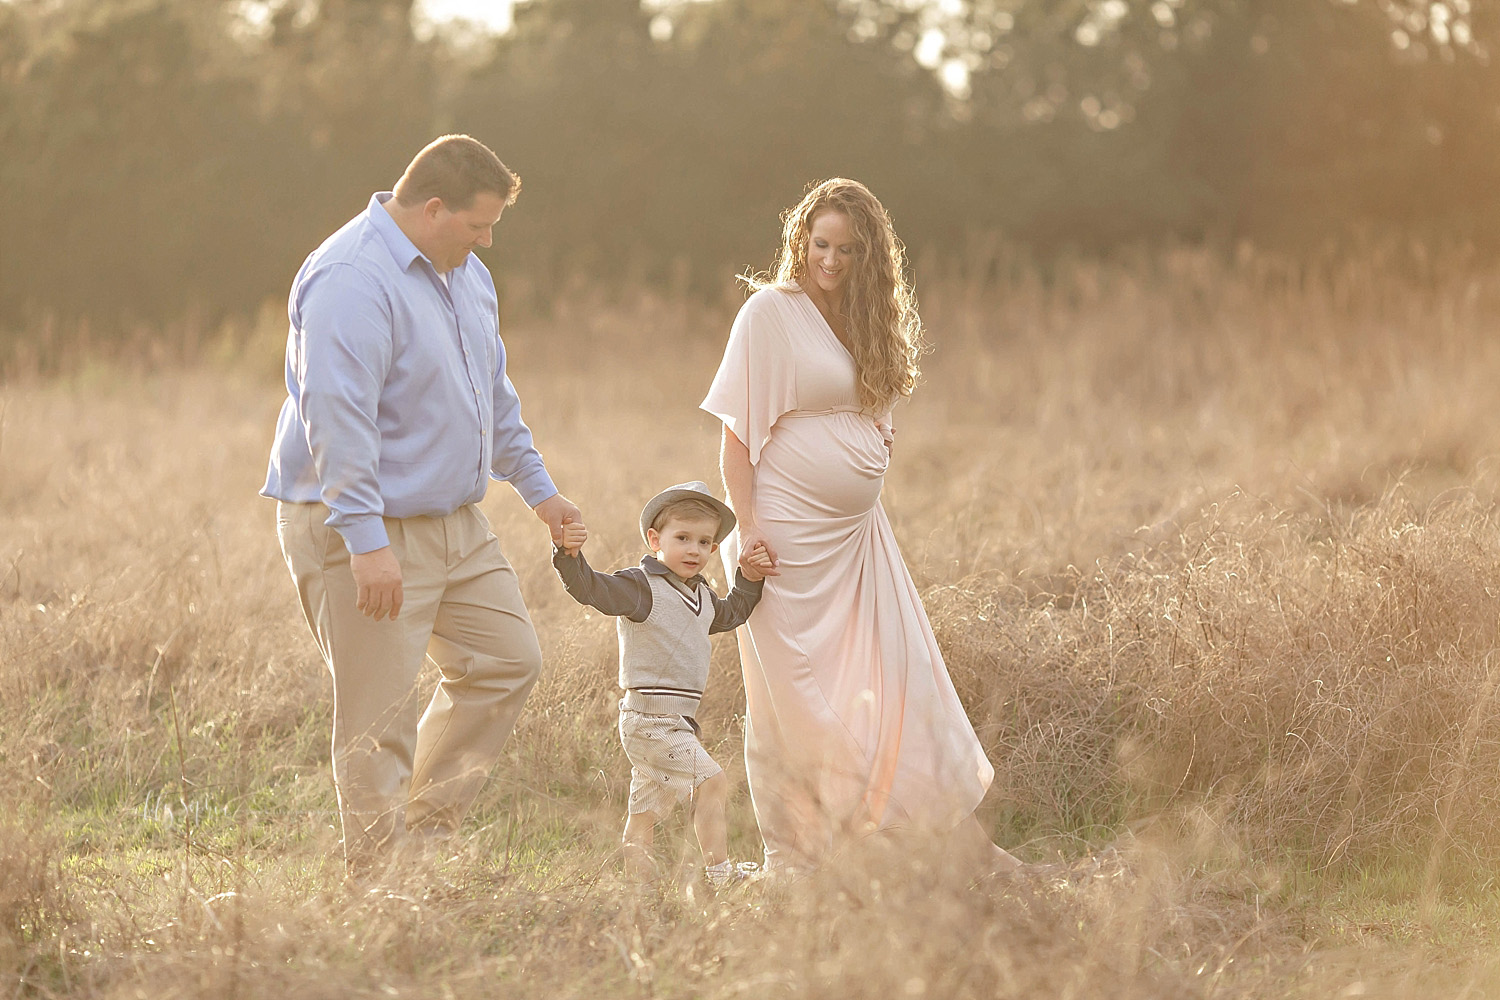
top-left (867, 0), bottom-right (1500, 249)
top-left (0, 2), bottom-right (282, 327)
top-left (453, 0), bottom-right (956, 297)
top-left (0, 0), bottom-right (442, 330)
top-left (1, 0), bottom-right (1497, 334)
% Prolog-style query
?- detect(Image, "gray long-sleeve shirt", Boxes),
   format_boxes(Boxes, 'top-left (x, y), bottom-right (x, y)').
top-left (553, 549), bottom-right (762, 716)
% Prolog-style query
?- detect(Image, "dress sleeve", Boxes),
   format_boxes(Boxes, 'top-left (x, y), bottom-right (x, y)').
top-left (700, 291), bottom-right (797, 466)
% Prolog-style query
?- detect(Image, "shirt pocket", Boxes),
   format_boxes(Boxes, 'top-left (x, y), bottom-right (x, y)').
top-left (478, 312), bottom-right (499, 375)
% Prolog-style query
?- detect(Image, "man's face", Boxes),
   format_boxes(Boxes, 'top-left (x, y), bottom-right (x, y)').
top-left (426, 190), bottom-right (508, 272)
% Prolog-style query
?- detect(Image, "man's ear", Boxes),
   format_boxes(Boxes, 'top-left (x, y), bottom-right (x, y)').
top-left (645, 527), bottom-right (661, 551)
top-left (423, 196), bottom-right (446, 221)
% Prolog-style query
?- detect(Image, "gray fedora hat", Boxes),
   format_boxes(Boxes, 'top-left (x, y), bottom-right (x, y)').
top-left (640, 481), bottom-right (736, 545)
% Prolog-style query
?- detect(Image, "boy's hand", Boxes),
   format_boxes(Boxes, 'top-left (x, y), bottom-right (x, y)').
top-left (740, 541), bottom-right (775, 582)
top-left (559, 518), bottom-right (587, 556)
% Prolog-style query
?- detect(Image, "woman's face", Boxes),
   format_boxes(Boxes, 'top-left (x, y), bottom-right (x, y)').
top-left (805, 210), bottom-right (857, 299)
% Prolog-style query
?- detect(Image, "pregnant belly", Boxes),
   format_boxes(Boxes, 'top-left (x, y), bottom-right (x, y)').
top-left (756, 412), bottom-right (889, 520)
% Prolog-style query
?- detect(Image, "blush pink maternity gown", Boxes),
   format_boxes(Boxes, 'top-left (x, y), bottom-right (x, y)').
top-left (701, 285), bottom-right (994, 871)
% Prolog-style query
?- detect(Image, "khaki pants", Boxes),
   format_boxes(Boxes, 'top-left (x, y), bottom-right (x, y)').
top-left (276, 501), bottom-right (542, 871)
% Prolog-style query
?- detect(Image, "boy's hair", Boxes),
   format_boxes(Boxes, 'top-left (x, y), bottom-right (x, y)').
top-left (650, 497), bottom-right (725, 534)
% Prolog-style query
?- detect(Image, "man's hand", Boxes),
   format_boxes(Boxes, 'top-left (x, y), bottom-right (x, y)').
top-left (350, 545), bottom-right (403, 621)
top-left (559, 519), bottom-right (588, 556)
top-left (739, 541), bottom-right (775, 582)
top-left (533, 493), bottom-right (583, 545)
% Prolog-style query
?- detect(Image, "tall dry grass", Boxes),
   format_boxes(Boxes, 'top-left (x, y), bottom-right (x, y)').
top-left (5, 244), bottom-right (1500, 996)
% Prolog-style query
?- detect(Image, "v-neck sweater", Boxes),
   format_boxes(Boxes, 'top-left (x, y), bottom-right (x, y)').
top-left (553, 550), bottom-right (763, 716)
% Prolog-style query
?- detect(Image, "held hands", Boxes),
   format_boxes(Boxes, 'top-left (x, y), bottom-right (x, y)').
top-left (350, 545), bottom-right (403, 621)
top-left (739, 541), bottom-right (775, 582)
top-left (736, 525), bottom-right (780, 579)
top-left (533, 492), bottom-right (583, 546)
top-left (559, 518), bottom-right (587, 556)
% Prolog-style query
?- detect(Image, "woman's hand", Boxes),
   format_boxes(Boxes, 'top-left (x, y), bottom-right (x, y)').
top-left (739, 540), bottom-right (776, 581)
top-left (737, 528), bottom-right (780, 578)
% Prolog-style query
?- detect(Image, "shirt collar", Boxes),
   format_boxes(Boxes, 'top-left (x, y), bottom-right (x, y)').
top-left (639, 554), bottom-right (704, 587)
top-left (367, 191), bottom-right (436, 274)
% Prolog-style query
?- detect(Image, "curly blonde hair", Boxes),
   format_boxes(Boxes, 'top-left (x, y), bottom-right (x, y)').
top-left (745, 178), bottom-right (925, 411)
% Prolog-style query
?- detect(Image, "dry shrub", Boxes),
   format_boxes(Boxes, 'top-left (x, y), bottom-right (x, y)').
top-left (932, 488), bottom-right (1500, 871)
top-left (58, 840), bottom-right (1238, 1000)
top-left (1126, 491), bottom-right (1500, 868)
top-left (0, 822), bottom-right (76, 981)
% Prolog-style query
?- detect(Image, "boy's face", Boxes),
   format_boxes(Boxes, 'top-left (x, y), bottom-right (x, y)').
top-left (646, 514), bottom-right (721, 582)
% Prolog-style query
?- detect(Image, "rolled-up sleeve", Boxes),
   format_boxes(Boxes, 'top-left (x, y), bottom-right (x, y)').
top-left (489, 337), bottom-right (557, 507)
top-left (295, 263), bottom-right (393, 554)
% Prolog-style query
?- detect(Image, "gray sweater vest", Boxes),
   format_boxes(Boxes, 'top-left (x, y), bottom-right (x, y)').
top-left (618, 573), bottom-right (716, 716)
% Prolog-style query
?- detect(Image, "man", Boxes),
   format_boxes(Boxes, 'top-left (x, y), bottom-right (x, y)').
top-left (262, 134), bottom-right (580, 874)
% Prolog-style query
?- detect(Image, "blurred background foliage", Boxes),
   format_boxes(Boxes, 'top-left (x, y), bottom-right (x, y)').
top-left (0, 0), bottom-right (1495, 332)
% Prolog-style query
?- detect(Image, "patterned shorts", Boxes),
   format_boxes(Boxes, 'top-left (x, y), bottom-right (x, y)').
top-left (619, 707), bottom-right (723, 817)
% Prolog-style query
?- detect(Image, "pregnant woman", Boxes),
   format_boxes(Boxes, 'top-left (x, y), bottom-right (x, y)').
top-left (702, 178), bottom-right (1021, 876)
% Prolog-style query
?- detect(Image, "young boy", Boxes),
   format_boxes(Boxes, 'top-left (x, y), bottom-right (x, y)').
top-left (553, 481), bottom-right (770, 888)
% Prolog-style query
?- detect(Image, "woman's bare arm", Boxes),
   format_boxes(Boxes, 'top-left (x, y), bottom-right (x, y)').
top-left (720, 426), bottom-right (779, 576)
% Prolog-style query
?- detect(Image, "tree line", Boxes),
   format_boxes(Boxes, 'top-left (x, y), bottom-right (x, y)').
top-left (0, 0), bottom-right (1494, 334)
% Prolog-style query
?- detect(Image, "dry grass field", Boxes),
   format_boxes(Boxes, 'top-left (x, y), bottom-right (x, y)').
top-left (6, 244), bottom-right (1500, 997)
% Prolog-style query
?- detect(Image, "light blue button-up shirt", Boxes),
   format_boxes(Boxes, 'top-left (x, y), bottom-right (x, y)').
top-left (261, 192), bottom-right (557, 555)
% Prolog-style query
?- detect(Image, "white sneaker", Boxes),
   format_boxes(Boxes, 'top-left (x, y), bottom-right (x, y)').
top-left (705, 860), bottom-right (761, 889)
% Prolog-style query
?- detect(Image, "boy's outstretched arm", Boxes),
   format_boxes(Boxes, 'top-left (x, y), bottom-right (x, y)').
top-left (551, 544), bottom-right (653, 622)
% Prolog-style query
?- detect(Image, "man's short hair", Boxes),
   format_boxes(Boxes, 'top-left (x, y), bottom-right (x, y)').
top-left (393, 134), bottom-right (520, 210)
top-left (651, 498), bottom-right (725, 533)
